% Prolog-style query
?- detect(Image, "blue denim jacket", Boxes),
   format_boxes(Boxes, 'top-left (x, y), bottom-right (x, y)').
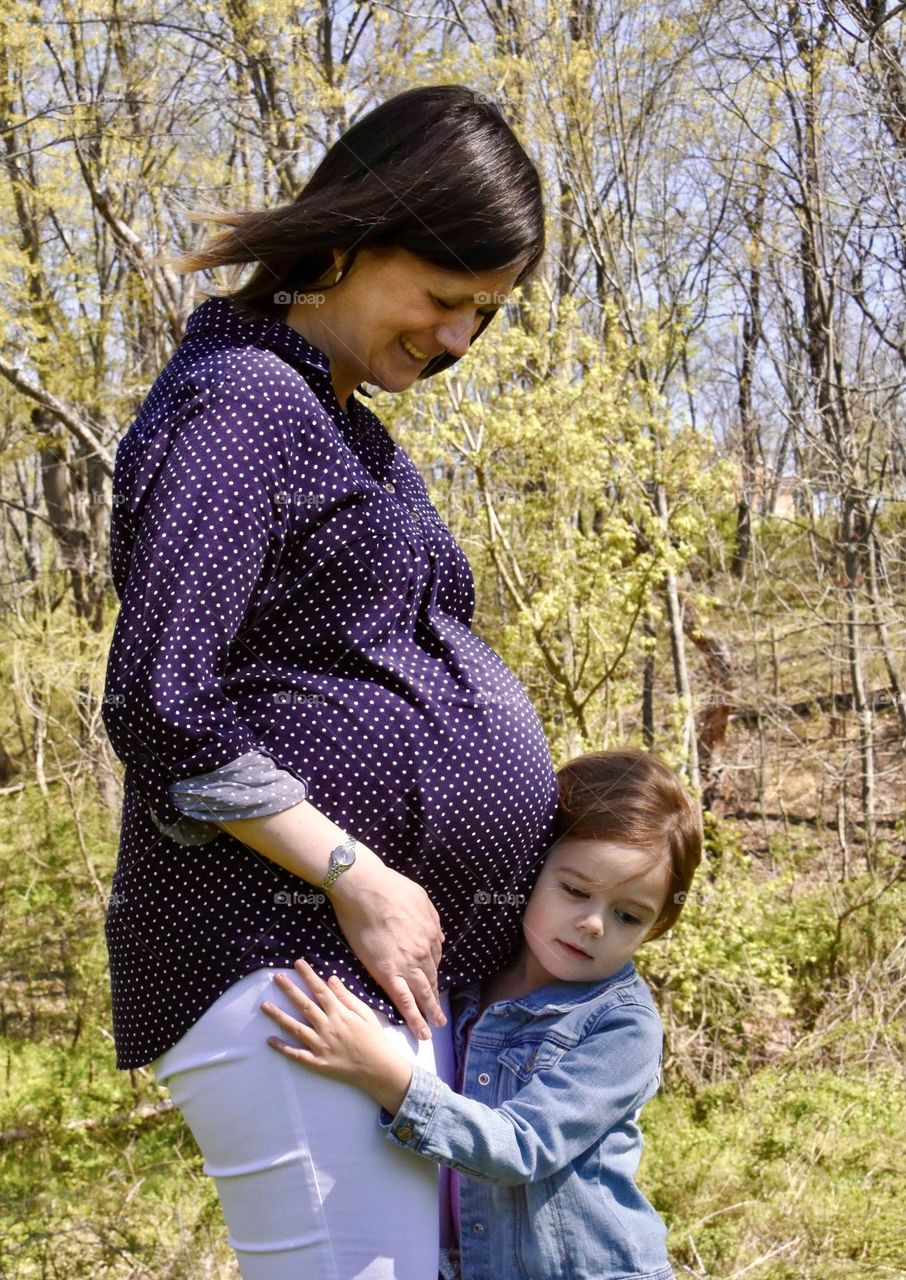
top-left (380, 960), bottom-right (673, 1280)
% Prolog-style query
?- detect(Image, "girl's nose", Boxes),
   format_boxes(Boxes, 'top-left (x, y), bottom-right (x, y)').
top-left (577, 910), bottom-right (605, 938)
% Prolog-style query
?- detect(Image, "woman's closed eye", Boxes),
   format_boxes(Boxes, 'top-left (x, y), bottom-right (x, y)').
top-left (432, 295), bottom-right (498, 318)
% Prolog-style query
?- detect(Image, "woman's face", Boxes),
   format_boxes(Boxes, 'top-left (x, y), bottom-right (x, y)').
top-left (285, 246), bottom-right (526, 409)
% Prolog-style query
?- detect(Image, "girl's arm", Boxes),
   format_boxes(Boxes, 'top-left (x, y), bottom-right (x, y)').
top-left (262, 958), bottom-right (663, 1186)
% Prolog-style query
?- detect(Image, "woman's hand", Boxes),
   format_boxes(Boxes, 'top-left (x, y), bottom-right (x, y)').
top-left (262, 957), bottom-right (414, 1114)
top-left (327, 858), bottom-right (447, 1042)
top-left (216, 803), bottom-right (446, 1040)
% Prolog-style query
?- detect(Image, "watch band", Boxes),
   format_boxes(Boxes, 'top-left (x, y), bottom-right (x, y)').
top-left (318, 833), bottom-right (357, 892)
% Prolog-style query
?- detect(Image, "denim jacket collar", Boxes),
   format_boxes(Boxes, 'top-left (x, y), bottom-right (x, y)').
top-left (453, 958), bottom-right (638, 1020)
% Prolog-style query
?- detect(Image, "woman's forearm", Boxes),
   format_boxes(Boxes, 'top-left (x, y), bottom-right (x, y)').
top-left (218, 801), bottom-right (385, 901)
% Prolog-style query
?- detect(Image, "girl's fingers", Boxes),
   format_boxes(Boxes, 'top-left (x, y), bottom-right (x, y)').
top-left (328, 976), bottom-right (381, 1023)
top-left (262, 998), bottom-right (316, 1041)
top-left (273, 970), bottom-right (328, 1020)
top-left (267, 1036), bottom-right (316, 1066)
top-left (293, 956), bottom-right (334, 1003)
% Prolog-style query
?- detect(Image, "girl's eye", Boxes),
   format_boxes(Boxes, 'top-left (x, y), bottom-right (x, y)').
top-left (616, 911), bottom-right (641, 926)
top-left (560, 883), bottom-right (589, 899)
top-left (433, 296), bottom-right (455, 310)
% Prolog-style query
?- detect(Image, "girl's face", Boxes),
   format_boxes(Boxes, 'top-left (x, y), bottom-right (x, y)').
top-left (518, 837), bottom-right (673, 989)
top-left (285, 246), bottom-right (525, 408)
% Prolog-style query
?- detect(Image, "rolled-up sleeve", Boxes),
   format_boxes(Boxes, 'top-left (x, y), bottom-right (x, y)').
top-left (102, 372), bottom-right (305, 828)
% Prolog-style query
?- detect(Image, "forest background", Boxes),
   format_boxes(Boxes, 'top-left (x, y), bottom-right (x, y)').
top-left (0, 0), bottom-right (904, 1276)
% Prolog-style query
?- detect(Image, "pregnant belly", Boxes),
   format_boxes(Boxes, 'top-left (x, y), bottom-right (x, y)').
top-left (228, 622), bottom-right (559, 913)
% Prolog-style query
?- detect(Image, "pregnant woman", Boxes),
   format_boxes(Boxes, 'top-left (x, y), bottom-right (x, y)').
top-left (101, 84), bottom-right (558, 1280)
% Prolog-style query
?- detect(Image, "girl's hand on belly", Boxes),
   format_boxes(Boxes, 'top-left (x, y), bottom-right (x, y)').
top-left (328, 857), bottom-right (448, 1041)
top-left (262, 958), bottom-right (414, 1115)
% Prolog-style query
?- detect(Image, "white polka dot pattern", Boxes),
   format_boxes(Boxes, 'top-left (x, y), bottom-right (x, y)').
top-left (101, 298), bottom-right (558, 1069)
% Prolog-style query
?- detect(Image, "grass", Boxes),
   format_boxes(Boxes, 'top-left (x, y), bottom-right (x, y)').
top-left (644, 1066), bottom-right (906, 1278)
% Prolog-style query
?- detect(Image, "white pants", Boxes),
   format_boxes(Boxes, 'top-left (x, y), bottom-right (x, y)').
top-left (151, 968), bottom-right (455, 1280)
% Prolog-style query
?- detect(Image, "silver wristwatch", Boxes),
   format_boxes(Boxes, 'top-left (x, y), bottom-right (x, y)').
top-left (318, 833), bottom-right (357, 892)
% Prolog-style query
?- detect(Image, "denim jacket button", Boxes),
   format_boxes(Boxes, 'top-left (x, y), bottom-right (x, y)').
top-left (472, 1222), bottom-right (485, 1233)
top-left (394, 1123), bottom-right (414, 1141)
top-left (477, 1072), bottom-right (490, 1085)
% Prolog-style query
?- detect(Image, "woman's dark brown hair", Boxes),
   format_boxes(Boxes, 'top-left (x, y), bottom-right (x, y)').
top-left (170, 84), bottom-right (545, 381)
top-left (553, 748), bottom-right (704, 941)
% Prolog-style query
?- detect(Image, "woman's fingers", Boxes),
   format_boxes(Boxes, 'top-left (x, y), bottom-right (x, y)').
top-left (406, 965), bottom-right (447, 1030)
top-left (382, 977), bottom-right (431, 1041)
top-left (381, 965), bottom-right (446, 1040)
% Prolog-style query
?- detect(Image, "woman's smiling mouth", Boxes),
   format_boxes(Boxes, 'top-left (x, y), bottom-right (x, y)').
top-left (400, 336), bottom-right (428, 361)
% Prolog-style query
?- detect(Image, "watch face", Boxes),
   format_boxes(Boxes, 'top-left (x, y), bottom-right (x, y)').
top-left (335, 842), bottom-right (356, 868)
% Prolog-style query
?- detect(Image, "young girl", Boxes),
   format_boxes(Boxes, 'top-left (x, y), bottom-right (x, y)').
top-left (262, 749), bottom-right (703, 1280)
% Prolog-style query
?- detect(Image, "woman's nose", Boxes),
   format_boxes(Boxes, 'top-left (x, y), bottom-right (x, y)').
top-left (436, 311), bottom-right (479, 358)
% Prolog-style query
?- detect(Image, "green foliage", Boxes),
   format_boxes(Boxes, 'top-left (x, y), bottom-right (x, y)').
top-left (1, 4), bottom-right (904, 1275)
top-left (637, 823), bottom-right (906, 1079)
top-left (378, 287), bottom-right (736, 753)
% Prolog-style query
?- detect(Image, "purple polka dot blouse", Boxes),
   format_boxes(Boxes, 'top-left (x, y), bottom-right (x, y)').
top-left (102, 297), bottom-right (558, 1070)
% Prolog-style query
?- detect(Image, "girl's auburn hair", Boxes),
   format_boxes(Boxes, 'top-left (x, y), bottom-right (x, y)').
top-left (167, 83), bottom-right (546, 382)
top-left (553, 748), bottom-right (704, 941)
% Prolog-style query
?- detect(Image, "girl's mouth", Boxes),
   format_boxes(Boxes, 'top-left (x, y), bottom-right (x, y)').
top-left (557, 940), bottom-right (592, 959)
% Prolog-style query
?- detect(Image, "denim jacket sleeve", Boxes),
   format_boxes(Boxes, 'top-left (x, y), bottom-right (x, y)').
top-left (102, 372), bottom-right (305, 828)
top-left (379, 1002), bottom-right (662, 1184)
